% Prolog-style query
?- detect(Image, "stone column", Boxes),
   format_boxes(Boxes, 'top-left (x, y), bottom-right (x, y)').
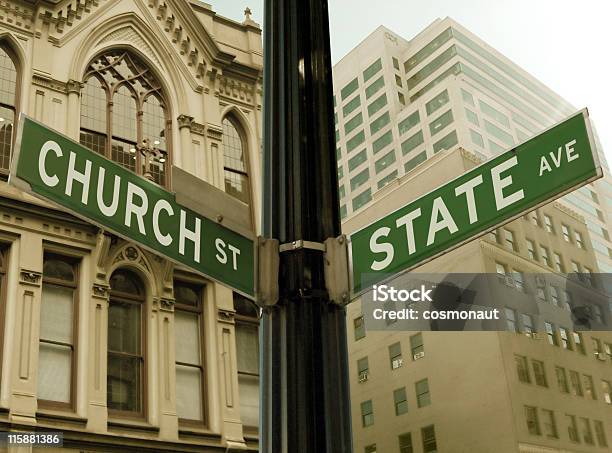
top-left (177, 114), bottom-right (194, 174)
top-left (206, 124), bottom-right (225, 190)
top-left (155, 295), bottom-right (179, 440)
top-left (9, 232), bottom-right (43, 426)
top-left (66, 79), bottom-right (83, 141)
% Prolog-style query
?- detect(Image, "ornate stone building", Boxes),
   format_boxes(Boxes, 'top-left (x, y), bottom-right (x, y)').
top-left (0, 0), bottom-right (263, 451)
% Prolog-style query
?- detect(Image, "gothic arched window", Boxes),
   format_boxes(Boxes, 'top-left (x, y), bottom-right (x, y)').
top-left (0, 43), bottom-right (18, 173)
top-left (80, 50), bottom-right (170, 186)
top-left (222, 117), bottom-right (250, 205)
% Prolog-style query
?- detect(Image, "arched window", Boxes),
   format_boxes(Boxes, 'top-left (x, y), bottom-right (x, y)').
top-left (108, 269), bottom-right (145, 416)
top-left (0, 43), bottom-right (18, 173)
top-left (80, 50), bottom-right (170, 186)
top-left (222, 117), bottom-right (250, 204)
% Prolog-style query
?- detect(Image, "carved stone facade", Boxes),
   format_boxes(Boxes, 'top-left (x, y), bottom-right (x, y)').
top-left (0, 1), bottom-right (262, 451)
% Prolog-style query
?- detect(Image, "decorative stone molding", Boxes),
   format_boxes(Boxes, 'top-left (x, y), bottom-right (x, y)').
top-left (125, 246), bottom-right (139, 261)
top-left (66, 79), bottom-right (84, 94)
top-left (190, 122), bottom-right (205, 135)
top-left (19, 269), bottom-right (42, 287)
top-left (92, 283), bottom-right (110, 299)
top-left (0, 1), bottom-right (35, 33)
top-left (176, 114), bottom-right (194, 129)
top-left (218, 76), bottom-right (254, 104)
top-left (459, 147), bottom-right (483, 165)
top-left (217, 309), bottom-right (235, 324)
top-left (97, 25), bottom-right (161, 67)
top-left (552, 201), bottom-right (584, 223)
top-left (32, 74), bottom-right (70, 94)
top-left (206, 124), bottom-right (223, 142)
top-left (39, 0), bottom-right (104, 34)
top-left (159, 297), bottom-right (175, 312)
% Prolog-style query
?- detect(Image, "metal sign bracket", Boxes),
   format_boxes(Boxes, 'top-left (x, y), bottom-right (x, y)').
top-left (257, 235), bottom-right (350, 307)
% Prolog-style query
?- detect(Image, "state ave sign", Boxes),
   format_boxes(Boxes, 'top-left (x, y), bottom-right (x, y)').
top-left (350, 110), bottom-right (601, 295)
top-left (10, 116), bottom-right (255, 298)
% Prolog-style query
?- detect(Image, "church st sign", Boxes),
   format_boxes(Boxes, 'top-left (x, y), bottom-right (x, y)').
top-left (10, 116), bottom-right (255, 298)
top-left (350, 110), bottom-right (601, 294)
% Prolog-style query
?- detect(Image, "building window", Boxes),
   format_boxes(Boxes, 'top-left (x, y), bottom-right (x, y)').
top-left (575, 231), bottom-right (584, 249)
top-left (542, 409), bottom-right (557, 438)
top-left (530, 211), bottom-right (541, 227)
top-left (582, 375), bottom-right (596, 400)
top-left (515, 355), bottom-right (530, 383)
top-left (38, 254), bottom-right (78, 408)
top-left (522, 314), bottom-right (534, 336)
top-left (594, 420), bottom-right (608, 447)
top-left (222, 117), bottom-right (251, 205)
top-left (410, 332), bottom-right (424, 359)
top-left (540, 245), bottom-right (551, 267)
top-left (531, 360), bottom-right (547, 387)
top-left (80, 50), bottom-right (170, 186)
top-left (505, 308), bottom-right (518, 332)
top-left (569, 370), bottom-right (583, 397)
top-left (572, 332), bottom-right (585, 354)
top-left (526, 239), bottom-right (537, 260)
top-left (394, 387), bottom-right (408, 415)
top-left (489, 228), bottom-right (500, 243)
top-left (389, 342), bottom-right (402, 369)
top-left (174, 281), bottom-right (206, 424)
top-left (415, 378), bottom-right (431, 408)
top-left (495, 262), bottom-right (507, 276)
top-left (504, 229), bottom-right (516, 251)
top-left (354, 316), bottom-right (365, 340)
top-left (570, 260), bottom-right (580, 273)
top-left (561, 224), bottom-right (571, 242)
top-left (360, 400), bottom-right (374, 427)
top-left (525, 406), bottom-right (540, 435)
top-left (234, 294), bottom-right (260, 429)
top-left (543, 214), bottom-right (554, 233)
top-left (421, 425), bottom-right (437, 453)
top-left (107, 269), bottom-right (146, 416)
top-left (357, 357), bottom-right (369, 381)
top-left (603, 380), bottom-right (612, 404)
top-left (556, 366), bottom-right (569, 393)
top-left (364, 444), bottom-right (376, 453)
top-left (592, 304), bottom-right (604, 324)
top-left (398, 432), bottom-right (413, 453)
top-left (512, 269), bottom-right (524, 291)
top-left (566, 414), bottom-right (579, 442)
top-left (545, 322), bottom-right (558, 346)
top-left (559, 327), bottom-right (571, 350)
top-left (0, 44), bottom-right (17, 173)
top-left (580, 418), bottom-right (594, 445)
top-left (550, 286), bottom-right (560, 306)
top-left (553, 252), bottom-right (564, 273)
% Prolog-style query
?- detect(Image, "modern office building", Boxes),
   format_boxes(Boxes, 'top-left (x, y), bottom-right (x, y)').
top-left (332, 17), bottom-right (612, 275)
top-left (0, 1), bottom-right (262, 451)
top-left (343, 147), bottom-right (612, 453)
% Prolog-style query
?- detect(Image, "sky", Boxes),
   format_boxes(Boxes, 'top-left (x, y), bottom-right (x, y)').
top-left (210, 0), bottom-right (612, 161)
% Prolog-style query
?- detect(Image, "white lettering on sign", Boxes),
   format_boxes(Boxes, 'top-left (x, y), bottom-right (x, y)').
top-left (179, 210), bottom-right (201, 263)
top-left (97, 167), bottom-right (121, 217)
top-left (491, 156), bottom-right (524, 211)
top-left (65, 151), bottom-right (91, 204)
top-left (33, 138), bottom-right (249, 279)
top-left (39, 140), bottom-right (62, 187)
top-left (539, 139), bottom-right (579, 176)
top-left (215, 238), bottom-right (241, 270)
top-left (427, 197), bottom-right (458, 246)
top-left (153, 199), bottom-right (174, 246)
top-left (125, 182), bottom-right (149, 235)
top-left (396, 208), bottom-right (421, 256)
top-left (369, 227), bottom-right (393, 271)
top-left (455, 175), bottom-right (483, 224)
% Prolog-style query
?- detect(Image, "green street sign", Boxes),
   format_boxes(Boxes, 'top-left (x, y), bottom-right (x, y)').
top-left (350, 110), bottom-right (601, 295)
top-left (10, 116), bottom-right (255, 298)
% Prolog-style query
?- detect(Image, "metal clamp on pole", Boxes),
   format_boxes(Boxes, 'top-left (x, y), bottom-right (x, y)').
top-left (324, 235), bottom-right (351, 305)
top-left (279, 239), bottom-right (326, 253)
top-left (256, 237), bottom-right (279, 306)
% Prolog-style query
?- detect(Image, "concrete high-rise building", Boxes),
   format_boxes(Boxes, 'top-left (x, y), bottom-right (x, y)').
top-left (0, 1), bottom-right (263, 451)
top-left (332, 17), bottom-right (612, 274)
top-left (334, 17), bottom-right (612, 453)
top-left (343, 148), bottom-right (612, 453)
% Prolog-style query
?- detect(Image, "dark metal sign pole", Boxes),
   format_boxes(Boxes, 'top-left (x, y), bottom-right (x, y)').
top-left (260, 0), bottom-right (353, 451)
